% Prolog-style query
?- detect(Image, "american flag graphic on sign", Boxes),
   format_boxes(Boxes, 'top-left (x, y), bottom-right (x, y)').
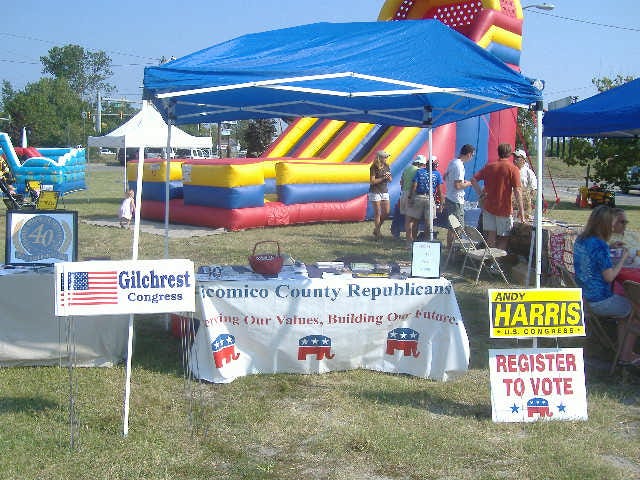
top-left (59, 271), bottom-right (119, 306)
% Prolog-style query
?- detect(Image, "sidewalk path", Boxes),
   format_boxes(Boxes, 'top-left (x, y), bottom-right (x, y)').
top-left (83, 218), bottom-right (226, 238)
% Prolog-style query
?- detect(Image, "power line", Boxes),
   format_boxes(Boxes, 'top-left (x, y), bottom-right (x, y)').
top-left (0, 58), bottom-right (40, 65)
top-left (532, 11), bottom-right (640, 33)
top-left (0, 31), bottom-right (160, 61)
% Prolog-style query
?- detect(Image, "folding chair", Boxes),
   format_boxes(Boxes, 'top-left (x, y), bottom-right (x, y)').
top-left (461, 226), bottom-right (509, 284)
top-left (444, 214), bottom-right (477, 269)
top-left (620, 281), bottom-right (640, 370)
top-left (557, 264), bottom-right (621, 374)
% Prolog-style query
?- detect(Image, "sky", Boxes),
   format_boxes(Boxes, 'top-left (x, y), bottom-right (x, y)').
top-left (1, 0), bottom-right (638, 108)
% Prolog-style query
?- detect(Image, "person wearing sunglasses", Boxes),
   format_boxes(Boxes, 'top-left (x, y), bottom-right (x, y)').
top-left (574, 205), bottom-right (640, 366)
top-left (610, 208), bottom-right (640, 266)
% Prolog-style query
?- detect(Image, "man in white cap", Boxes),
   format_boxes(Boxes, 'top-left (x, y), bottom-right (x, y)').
top-left (513, 148), bottom-right (537, 220)
top-left (406, 155), bottom-right (443, 245)
top-left (399, 155), bottom-right (426, 240)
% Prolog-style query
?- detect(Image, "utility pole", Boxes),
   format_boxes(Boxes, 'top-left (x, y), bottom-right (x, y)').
top-left (96, 92), bottom-right (102, 134)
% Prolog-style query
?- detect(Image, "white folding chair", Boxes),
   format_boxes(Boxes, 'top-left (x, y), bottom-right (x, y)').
top-left (461, 226), bottom-right (509, 284)
top-left (444, 214), bottom-right (477, 269)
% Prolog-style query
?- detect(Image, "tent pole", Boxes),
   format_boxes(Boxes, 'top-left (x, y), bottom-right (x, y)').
top-left (427, 126), bottom-right (434, 241)
top-left (533, 101), bottom-right (544, 350)
top-left (534, 102), bottom-right (544, 289)
top-left (123, 145), bottom-right (145, 437)
top-left (164, 119), bottom-right (173, 259)
top-left (123, 141), bottom-right (128, 193)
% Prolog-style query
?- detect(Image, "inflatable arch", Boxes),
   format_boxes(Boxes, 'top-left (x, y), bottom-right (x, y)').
top-left (137, 0), bottom-right (525, 231)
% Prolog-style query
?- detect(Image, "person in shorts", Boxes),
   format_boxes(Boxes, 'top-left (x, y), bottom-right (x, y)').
top-left (369, 150), bottom-right (392, 240)
top-left (512, 148), bottom-right (537, 220)
top-left (399, 155), bottom-right (426, 241)
top-left (470, 143), bottom-right (524, 250)
top-left (119, 189), bottom-right (136, 228)
top-left (443, 144), bottom-right (475, 248)
top-left (406, 155), bottom-right (442, 245)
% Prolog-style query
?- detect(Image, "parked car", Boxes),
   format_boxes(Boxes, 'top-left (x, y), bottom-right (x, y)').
top-left (99, 148), bottom-right (115, 155)
top-left (620, 165), bottom-right (640, 194)
top-left (117, 148), bottom-right (139, 165)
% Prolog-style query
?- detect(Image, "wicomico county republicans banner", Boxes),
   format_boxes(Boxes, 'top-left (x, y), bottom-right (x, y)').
top-left (488, 288), bottom-right (585, 338)
top-left (489, 348), bottom-right (588, 422)
top-left (189, 276), bottom-right (470, 383)
top-left (54, 259), bottom-right (195, 316)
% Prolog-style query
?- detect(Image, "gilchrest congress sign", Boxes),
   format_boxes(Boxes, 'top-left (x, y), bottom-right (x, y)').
top-left (488, 288), bottom-right (585, 338)
top-left (54, 259), bottom-right (195, 316)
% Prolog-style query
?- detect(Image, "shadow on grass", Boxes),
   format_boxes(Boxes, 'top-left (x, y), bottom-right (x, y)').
top-left (0, 396), bottom-right (58, 414)
top-left (131, 315), bottom-right (186, 376)
top-left (356, 387), bottom-right (492, 419)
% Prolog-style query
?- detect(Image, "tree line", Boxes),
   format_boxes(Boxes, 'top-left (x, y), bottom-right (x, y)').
top-left (1, 45), bottom-right (634, 188)
top-left (0, 44), bottom-right (275, 156)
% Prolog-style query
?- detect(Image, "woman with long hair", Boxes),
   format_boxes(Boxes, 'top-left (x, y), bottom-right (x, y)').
top-left (369, 150), bottom-right (392, 240)
top-left (573, 205), bottom-right (640, 365)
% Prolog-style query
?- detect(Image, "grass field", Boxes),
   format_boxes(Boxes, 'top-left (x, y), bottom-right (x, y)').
top-left (0, 164), bottom-right (639, 480)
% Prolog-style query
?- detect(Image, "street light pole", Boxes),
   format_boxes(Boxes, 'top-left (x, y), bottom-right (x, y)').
top-left (522, 3), bottom-right (555, 11)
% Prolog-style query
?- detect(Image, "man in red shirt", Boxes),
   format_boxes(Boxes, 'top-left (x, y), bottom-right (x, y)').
top-left (471, 143), bottom-right (525, 250)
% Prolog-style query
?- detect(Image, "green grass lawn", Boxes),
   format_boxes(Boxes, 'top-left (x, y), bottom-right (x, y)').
top-left (0, 165), bottom-right (638, 480)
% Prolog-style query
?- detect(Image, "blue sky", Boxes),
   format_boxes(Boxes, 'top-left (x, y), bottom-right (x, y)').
top-left (1, 0), bottom-right (638, 106)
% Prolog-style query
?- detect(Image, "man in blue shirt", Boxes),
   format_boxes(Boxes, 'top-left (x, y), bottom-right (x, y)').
top-left (406, 156), bottom-right (443, 245)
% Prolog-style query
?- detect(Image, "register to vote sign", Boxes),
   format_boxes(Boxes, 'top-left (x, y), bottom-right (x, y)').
top-left (489, 348), bottom-right (588, 423)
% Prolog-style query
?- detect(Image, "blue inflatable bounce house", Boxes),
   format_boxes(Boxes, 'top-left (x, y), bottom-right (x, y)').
top-left (0, 132), bottom-right (86, 195)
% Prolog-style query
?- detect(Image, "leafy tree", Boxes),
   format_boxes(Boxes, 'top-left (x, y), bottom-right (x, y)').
top-left (516, 106), bottom-right (536, 154)
top-left (561, 75), bottom-right (637, 190)
top-left (241, 119), bottom-right (277, 156)
top-left (41, 44), bottom-right (114, 102)
top-left (2, 78), bottom-right (89, 146)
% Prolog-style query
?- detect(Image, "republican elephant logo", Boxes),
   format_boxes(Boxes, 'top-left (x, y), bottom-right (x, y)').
top-left (526, 397), bottom-right (553, 418)
top-left (386, 327), bottom-right (420, 358)
top-left (298, 335), bottom-right (335, 360)
top-left (211, 333), bottom-right (240, 368)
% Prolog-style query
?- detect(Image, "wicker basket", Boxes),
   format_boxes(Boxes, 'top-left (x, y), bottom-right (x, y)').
top-left (248, 241), bottom-right (283, 275)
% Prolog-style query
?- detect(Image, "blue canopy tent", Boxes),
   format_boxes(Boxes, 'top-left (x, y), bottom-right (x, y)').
top-left (141, 19), bottom-right (546, 282)
top-left (543, 78), bottom-right (640, 138)
top-left (144, 20), bottom-right (541, 127)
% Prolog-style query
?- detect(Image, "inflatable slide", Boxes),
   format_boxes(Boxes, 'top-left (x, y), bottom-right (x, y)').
top-left (136, 0), bottom-right (526, 231)
top-left (0, 132), bottom-right (86, 195)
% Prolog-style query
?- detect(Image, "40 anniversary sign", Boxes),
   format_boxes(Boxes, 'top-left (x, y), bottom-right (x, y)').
top-left (488, 288), bottom-right (585, 338)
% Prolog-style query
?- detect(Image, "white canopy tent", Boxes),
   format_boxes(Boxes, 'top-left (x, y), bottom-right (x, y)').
top-left (87, 100), bottom-right (212, 151)
top-left (87, 100), bottom-right (213, 194)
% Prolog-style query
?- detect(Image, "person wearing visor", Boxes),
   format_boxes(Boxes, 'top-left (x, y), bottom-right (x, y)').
top-left (369, 150), bottom-right (392, 240)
